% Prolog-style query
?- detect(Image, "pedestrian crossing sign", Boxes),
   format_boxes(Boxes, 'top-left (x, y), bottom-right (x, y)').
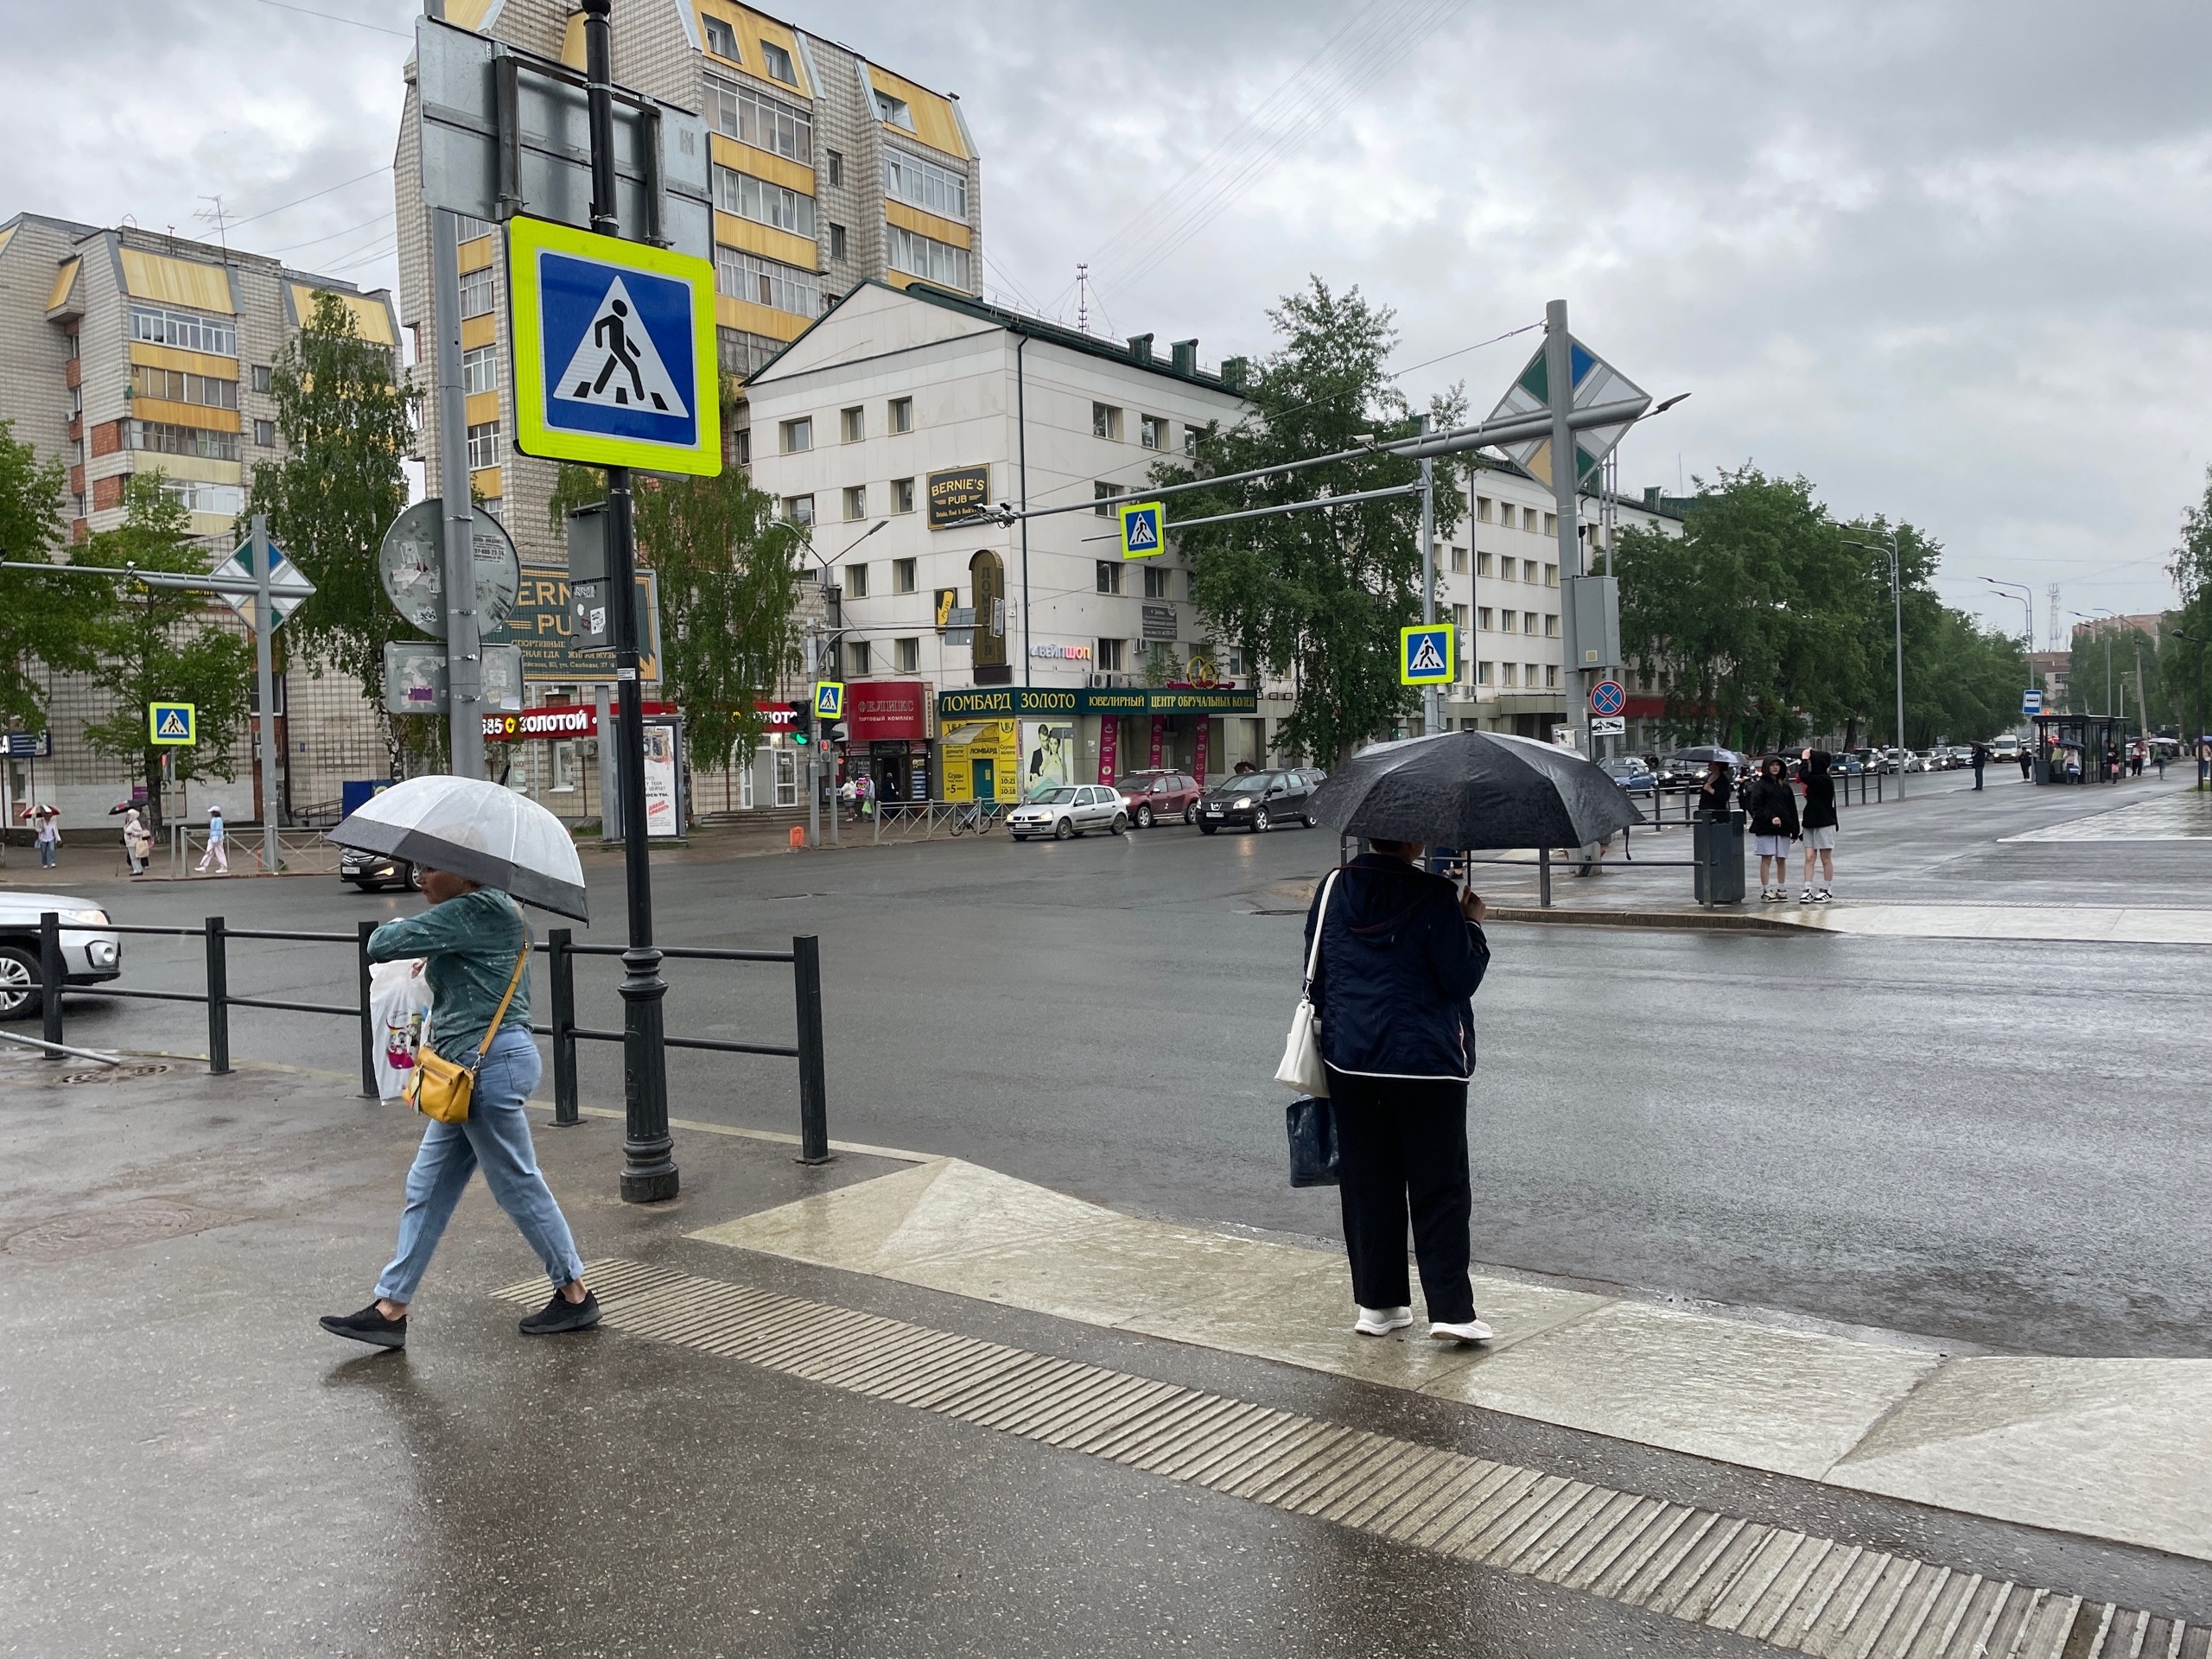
top-left (815, 681), bottom-right (845, 721)
top-left (508, 214), bottom-right (720, 475)
top-left (1118, 499), bottom-right (1165, 559)
top-left (1399, 625), bottom-right (1454, 685)
top-left (149, 702), bottom-right (197, 746)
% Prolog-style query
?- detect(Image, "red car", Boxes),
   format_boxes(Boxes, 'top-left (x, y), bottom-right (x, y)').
top-left (1115, 769), bottom-right (1203, 829)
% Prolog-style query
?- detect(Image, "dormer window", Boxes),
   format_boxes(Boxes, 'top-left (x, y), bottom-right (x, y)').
top-left (873, 91), bottom-right (913, 130)
top-left (702, 16), bottom-right (738, 60)
top-left (760, 41), bottom-right (798, 85)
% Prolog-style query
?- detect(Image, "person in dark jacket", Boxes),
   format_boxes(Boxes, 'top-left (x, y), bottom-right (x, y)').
top-left (1971, 742), bottom-right (1988, 791)
top-left (1694, 760), bottom-right (1736, 821)
top-left (1303, 841), bottom-right (1492, 1344)
top-left (1798, 749), bottom-right (1840, 902)
top-left (1740, 756), bottom-right (1800, 902)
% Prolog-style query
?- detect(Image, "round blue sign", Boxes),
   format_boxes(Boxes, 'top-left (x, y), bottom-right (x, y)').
top-left (1589, 679), bottom-right (1626, 716)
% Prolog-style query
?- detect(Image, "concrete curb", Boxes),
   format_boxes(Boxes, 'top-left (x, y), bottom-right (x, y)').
top-left (1484, 905), bottom-right (1821, 934)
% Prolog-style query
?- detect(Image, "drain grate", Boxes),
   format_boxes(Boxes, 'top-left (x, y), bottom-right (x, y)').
top-left (56, 1062), bottom-right (171, 1084)
top-left (6, 1197), bottom-right (228, 1262)
top-left (498, 1262), bottom-right (2205, 1659)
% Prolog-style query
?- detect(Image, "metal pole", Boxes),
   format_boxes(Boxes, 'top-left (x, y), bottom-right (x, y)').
top-left (1419, 419), bottom-right (1440, 735)
top-left (1543, 301), bottom-right (1587, 758)
top-left (356, 920), bottom-right (377, 1098)
top-left (792, 933), bottom-right (830, 1165)
top-left (248, 514), bottom-right (283, 874)
top-left (1891, 537), bottom-right (1905, 800)
top-left (805, 627), bottom-right (822, 849)
top-left (583, 0), bottom-right (676, 1204)
top-left (204, 916), bottom-right (230, 1075)
top-left (40, 912), bottom-right (63, 1055)
top-left (549, 926), bottom-right (579, 1126)
top-left (429, 210), bottom-right (486, 780)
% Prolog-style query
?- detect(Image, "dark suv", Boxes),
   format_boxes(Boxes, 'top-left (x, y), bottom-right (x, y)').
top-left (340, 848), bottom-right (418, 893)
top-left (1198, 769), bottom-right (1319, 834)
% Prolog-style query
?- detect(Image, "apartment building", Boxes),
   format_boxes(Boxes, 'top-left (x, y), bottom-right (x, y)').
top-left (393, 0), bottom-right (984, 569)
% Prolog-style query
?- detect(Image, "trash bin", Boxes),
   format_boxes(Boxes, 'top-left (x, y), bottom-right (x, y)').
top-left (1694, 810), bottom-right (1746, 906)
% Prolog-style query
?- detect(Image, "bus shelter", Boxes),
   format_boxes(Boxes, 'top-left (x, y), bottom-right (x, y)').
top-left (2031, 713), bottom-right (2128, 784)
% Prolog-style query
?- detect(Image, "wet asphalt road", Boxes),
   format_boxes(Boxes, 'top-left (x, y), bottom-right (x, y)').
top-left (14, 769), bottom-right (2209, 1358)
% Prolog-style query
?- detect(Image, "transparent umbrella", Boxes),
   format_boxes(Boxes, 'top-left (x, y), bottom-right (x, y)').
top-left (327, 775), bottom-right (588, 921)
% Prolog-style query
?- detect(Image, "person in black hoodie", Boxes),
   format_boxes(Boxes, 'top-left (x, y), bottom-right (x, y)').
top-left (1798, 748), bottom-right (1840, 902)
top-left (1303, 839), bottom-right (1492, 1344)
top-left (1694, 759), bottom-right (1736, 821)
top-left (1740, 756), bottom-right (1801, 901)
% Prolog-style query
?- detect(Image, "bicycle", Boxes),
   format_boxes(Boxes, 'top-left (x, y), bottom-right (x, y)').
top-left (947, 801), bottom-right (997, 836)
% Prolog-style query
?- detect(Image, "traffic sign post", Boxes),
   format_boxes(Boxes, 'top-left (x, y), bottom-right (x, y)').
top-left (1589, 678), bottom-right (1626, 718)
top-left (1400, 624), bottom-right (1455, 687)
top-left (1117, 500), bottom-right (1164, 559)
top-left (148, 703), bottom-right (197, 746)
top-left (1590, 715), bottom-right (1626, 737)
top-left (2022, 689), bottom-right (2044, 718)
top-left (814, 681), bottom-right (846, 721)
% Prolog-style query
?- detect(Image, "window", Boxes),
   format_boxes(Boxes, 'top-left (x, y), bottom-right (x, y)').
top-left (1523, 506), bottom-right (1539, 531)
top-left (1543, 512), bottom-right (1557, 537)
top-left (885, 224), bottom-right (969, 289)
top-left (1500, 557), bottom-right (1516, 582)
top-left (825, 149), bottom-right (843, 187)
top-left (457, 265), bottom-right (494, 319)
top-left (716, 246), bottom-right (821, 316)
top-left (702, 14), bottom-right (738, 58)
top-left (1092, 403), bottom-right (1122, 441)
top-left (158, 479), bottom-right (244, 516)
top-left (840, 405), bottom-right (864, 443)
top-left (130, 365), bottom-right (238, 408)
top-left (872, 90), bottom-right (912, 130)
top-left (462, 342), bottom-right (500, 395)
top-left (760, 40), bottom-right (798, 86)
top-left (845, 639), bottom-right (871, 675)
top-left (1545, 613), bottom-right (1559, 637)
top-left (1544, 563), bottom-right (1559, 587)
top-left (253, 418), bottom-right (275, 448)
top-left (1478, 607), bottom-right (1493, 632)
top-left (846, 563), bottom-right (868, 597)
top-left (828, 223), bottom-right (847, 261)
top-left (1525, 612), bottom-right (1541, 635)
top-left (896, 637), bottom-right (919, 673)
top-left (713, 166), bottom-right (817, 237)
top-left (891, 477), bottom-right (915, 513)
top-left (733, 427), bottom-right (753, 465)
top-left (1183, 425), bottom-right (1199, 459)
top-left (1097, 639), bottom-right (1125, 672)
top-left (888, 397), bottom-right (913, 433)
top-left (1478, 660), bottom-right (1494, 685)
top-left (1142, 564), bottom-right (1173, 599)
top-left (717, 327), bottom-right (781, 380)
top-left (1476, 496), bottom-right (1491, 524)
top-left (882, 149), bottom-right (968, 219)
top-left (893, 557), bottom-right (917, 594)
top-left (843, 484), bottom-right (868, 521)
top-left (1546, 664), bottom-right (1559, 689)
top-left (1093, 481), bottom-right (1122, 518)
top-left (784, 494), bottom-right (815, 526)
top-left (779, 416), bottom-right (812, 454)
top-left (251, 364), bottom-right (273, 394)
top-left (454, 213), bottom-right (497, 242)
top-left (1139, 414), bottom-right (1167, 451)
top-left (1477, 550), bottom-right (1493, 577)
top-left (1499, 609), bottom-right (1516, 634)
top-left (1501, 663), bottom-right (1518, 687)
top-left (130, 420), bottom-right (240, 461)
top-left (1096, 560), bottom-right (1123, 595)
top-left (466, 419), bottom-right (500, 468)
top-left (480, 498), bottom-right (504, 522)
top-left (1452, 602), bottom-right (1469, 631)
top-left (130, 305), bottom-right (235, 357)
top-left (704, 73), bottom-right (810, 162)
top-left (1450, 545), bottom-right (1467, 574)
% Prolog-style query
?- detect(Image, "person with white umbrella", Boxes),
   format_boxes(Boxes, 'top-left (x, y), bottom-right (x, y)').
top-left (319, 777), bottom-right (598, 1351)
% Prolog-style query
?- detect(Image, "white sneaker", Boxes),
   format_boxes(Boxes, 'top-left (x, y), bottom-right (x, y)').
top-left (1355, 1306), bottom-right (1413, 1336)
top-left (1815, 888), bottom-right (1833, 904)
top-left (1799, 887), bottom-right (1815, 904)
top-left (1430, 1318), bottom-right (1496, 1344)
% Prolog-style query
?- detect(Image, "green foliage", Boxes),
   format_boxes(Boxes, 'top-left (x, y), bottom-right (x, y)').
top-left (0, 417), bottom-right (107, 727)
top-left (244, 290), bottom-right (418, 772)
top-left (1152, 277), bottom-right (1465, 766)
top-left (548, 461), bottom-right (805, 772)
top-left (73, 478), bottom-right (255, 830)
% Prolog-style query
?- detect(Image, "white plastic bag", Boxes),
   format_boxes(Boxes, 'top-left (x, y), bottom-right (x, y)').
top-left (369, 958), bottom-right (432, 1101)
top-left (1275, 870), bottom-right (1339, 1096)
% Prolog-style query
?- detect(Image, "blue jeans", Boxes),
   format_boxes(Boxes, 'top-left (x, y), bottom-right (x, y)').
top-left (38, 841), bottom-right (56, 867)
top-left (376, 1027), bottom-right (585, 1304)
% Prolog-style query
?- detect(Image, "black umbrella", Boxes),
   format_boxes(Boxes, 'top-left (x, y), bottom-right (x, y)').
top-left (1308, 730), bottom-right (1645, 849)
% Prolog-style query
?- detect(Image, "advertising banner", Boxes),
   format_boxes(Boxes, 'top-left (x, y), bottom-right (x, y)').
top-left (1149, 715), bottom-right (1165, 768)
top-left (1193, 716), bottom-right (1210, 784)
top-left (927, 465), bottom-right (991, 529)
top-left (939, 721), bottom-right (1020, 803)
top-left (1097, 715), bottom-right (1119, 785)
top-left (1021, 721), bottom-right (1074, 798)
top-left (641, 719), bottom-right (682, 837)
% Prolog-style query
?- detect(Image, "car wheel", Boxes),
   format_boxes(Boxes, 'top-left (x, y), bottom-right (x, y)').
top-left (404, 864), bottom-right (423, 891)
top-left (1135, 804), bottom-right (1154, 829)
top-left (1054, 818), bottom-right (1073, 841)
top-left (1010, 833), bottom-right (1027, 842)
top-left (1183, 802), bottom-right (1197, 825)
top-left (1252, 807), bottom-right (1271, 833)
top-left (1110, 813), bottom-right (1127, 835)
top-left (1199, 823), bottom-right (1218, 836)
top-left (1302, 812), bottom-right (1317, 829)
top-left (0, 944), bottom-right (39, 1021)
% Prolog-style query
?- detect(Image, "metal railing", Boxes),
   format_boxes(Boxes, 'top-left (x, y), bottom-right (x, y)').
top-left (166, 825), bottom-right (341, 879)
top-left (32, 911), bottom-right (833, 1161)
top-left (872, 799), bottom-right (1004, 843)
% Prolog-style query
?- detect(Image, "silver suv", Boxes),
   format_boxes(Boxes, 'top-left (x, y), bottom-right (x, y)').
top-left (0, 892), bottom-right (124, 1020)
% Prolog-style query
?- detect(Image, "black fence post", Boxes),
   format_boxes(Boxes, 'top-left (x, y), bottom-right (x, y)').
top-left (549, 927), bottom-right (579, 1127)
top-left (1538, 847), bottom-right (1554, 909)
top-left (792, 933), bottom-right (831, 1165)
top-left (204, 915), bottom-right (230, 1076)
top-left (356, 920), bottom-right (378, 1099)
top-left (39, 911), bottom-right (63, 1056)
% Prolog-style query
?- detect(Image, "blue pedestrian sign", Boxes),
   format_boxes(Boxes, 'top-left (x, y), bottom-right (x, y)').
top-left (2022, 688), bottom-right (2044, 716)
top-left (149, 702), bottom-right (197, 747)
top-left (1118, 499), bottom-right (1165, 559)
top-left (1399, 624), bottom-right (1454, 685)
top-left (509, 215), bottom-right (721, 476)
top-left (815, 681), bottom-right (845, 721)
top-left (1590, 678), bottom-right (1626, 717)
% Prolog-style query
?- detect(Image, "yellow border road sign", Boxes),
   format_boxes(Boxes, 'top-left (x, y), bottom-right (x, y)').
top-left (814, 681), bottom-right (845, 721)
top-left (1118, 499), bottom-right (1165, 559)
top-left (507, 214), bottom-right (721, 475)
top-left (1399, 625), bottom-right (1454, 685)
top-left (149, 702), bottom-right (197, 746)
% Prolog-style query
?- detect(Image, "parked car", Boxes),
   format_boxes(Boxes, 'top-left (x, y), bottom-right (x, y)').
top-left (0, 891), bottom-right (123, 1020)
top-left (1903, 752), bottom-right (1930, 773)
top-left (340, 847), bottom-right (419, 892)
top-left (1198, 769), bottom-right (1319, 834)
top-left (1007, 784), bottom-right (1127, 841)
top-left (1991, 734), bottom-right (2021, 761)
top-left (1113, 769), bottom-right (1202, 829)
top-left (1599, 756), bottom-right (1656, 796)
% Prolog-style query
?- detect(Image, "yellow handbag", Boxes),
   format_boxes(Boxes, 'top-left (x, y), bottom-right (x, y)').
top-left (404, 946), bottom-right (531, 1125)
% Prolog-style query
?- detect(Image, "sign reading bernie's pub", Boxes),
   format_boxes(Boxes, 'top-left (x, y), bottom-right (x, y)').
top-left (927, 465), bottom-right (991, 529)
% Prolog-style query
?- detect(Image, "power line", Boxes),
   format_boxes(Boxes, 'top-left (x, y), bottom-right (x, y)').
top-left (266, 209), bottom-right (394, 257)
top-left (227, 164), bottom-right (391, 230)
top-left (248, 0), bottom-right (411, 38)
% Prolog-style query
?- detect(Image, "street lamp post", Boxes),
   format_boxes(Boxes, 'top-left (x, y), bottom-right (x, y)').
top-left (1845, 529), bottom-right (1907, 799)
top-left (1980, 577), bottom-right (2033, 686)
top-left (2172, 627), bottom-right (2208, 786)
top-left (804, 519), bottom-right (888, 849)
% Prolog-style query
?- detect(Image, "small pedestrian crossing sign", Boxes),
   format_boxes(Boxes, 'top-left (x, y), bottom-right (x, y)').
top-left (508, 215), bottom-right (720, 476)
top-left (1400, 625), bottom-right (1454, 685)
top-left (149, 702), bottom-right (197, 746)
top-left (815, 681), bottom-right (845, 721)
top-left (1118, 499), bottom-right (1165, 559)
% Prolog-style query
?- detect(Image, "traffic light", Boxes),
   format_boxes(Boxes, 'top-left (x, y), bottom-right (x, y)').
top-left (791, 728), bottom-right (811, 746)
top-left (826, 722), bottom-right (849, 744)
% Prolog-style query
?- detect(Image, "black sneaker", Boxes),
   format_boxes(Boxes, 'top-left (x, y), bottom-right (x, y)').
top-left (518, 1288), bottom-right (601, 1337)
top-left (320, 1303), bottom-right (406, 1351)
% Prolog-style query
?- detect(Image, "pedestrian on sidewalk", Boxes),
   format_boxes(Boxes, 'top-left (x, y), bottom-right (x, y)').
top-left (1798, 749), bottom-right (1839, 903)
top-left (1302, 838), bottom-right (1493, 1345)
top-left (1741, 756), bottom-right (1800, 902)
top-left (1694, 758), bottom-right (1736, 821)
top-left (121, 808), bottom-right (150, 875)
top-left (321, 869), bottom-right (598, 1351)
top-left (1971, 741), bottom-right (1988, 791)
top-left (2019, 747), bottom-right (2034, 782)
top-left (195, 807), bottom-right (228, 874)
top-left (34, 805), bottom-right (60, 868)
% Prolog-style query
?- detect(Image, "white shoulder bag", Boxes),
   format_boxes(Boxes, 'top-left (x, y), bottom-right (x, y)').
top-left (1275, 868), bottom-right (1341, 1096)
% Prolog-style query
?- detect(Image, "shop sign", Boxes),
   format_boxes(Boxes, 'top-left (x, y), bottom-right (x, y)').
top-left (755, 701), bottom-right (801, 730)
top-left (491, 567), bottom-right (660, 683)
top-left (1029, 642), bottom-right (1090, 661)
top-left (927, 465), bottom-right (992, 529)
top-left (1141, 604), bottom-right (1177, 641)
top-left (845, 680), bottom-right (927, 742)
top-left (1097, 713), bottom-right (1119, 784)
top-left (936, 687), bottom-right (1258, 720)
top-left (482, 700), bottom-right (676, 741)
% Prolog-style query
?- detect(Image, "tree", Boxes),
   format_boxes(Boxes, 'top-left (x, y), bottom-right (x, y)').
top-left (73, 478), bottom-right (255, 831)
top-left (548, 463), bottom-right (806, 774)
top-left (0, 417), bottom-right (108, 728)
top-left (244, 290), bottom-right (418, 772)
top-left (1152, 277), bottom-right (1463, 766)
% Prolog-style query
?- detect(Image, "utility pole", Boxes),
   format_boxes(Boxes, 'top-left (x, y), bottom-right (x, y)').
top-left (248, 514), bottom-right (283, 874)
top-left (1890, 537), bottom-right (1905, 797)
top-left (1542, 301), bottom-right (1587, 756)
top-left (804, 624), bottom-right (822, 850)
top-left (1418, 416), bottom-right (1440, 735)
top-left (429, 208), bottom-right (485, 780)
top-left (581, 0), bottom-right (675, 1204)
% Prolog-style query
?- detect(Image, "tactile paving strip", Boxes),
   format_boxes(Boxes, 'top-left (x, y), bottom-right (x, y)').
top-left (497, 1261), bottom-right (2208, 1659)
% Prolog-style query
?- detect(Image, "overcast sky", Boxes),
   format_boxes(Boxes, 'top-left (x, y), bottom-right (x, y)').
top-left (12, 0), bottom-right (2209, 638)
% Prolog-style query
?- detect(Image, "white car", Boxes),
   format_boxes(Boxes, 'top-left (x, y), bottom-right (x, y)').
top-left (1007, 785), bottom-right (1128, 841)
top-left (0, 891), bottom-right (124, 1020)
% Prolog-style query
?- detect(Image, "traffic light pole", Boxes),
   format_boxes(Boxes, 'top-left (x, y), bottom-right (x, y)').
top-left (248, 514), bottom-right (283, 874)
top-left (1545, 300), bottom-right (1590, 760)
top-left (584, 0), bottom-right (675, 1203)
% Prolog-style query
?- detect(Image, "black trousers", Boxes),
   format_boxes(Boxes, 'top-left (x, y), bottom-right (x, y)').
top-left (1327, 1069), bottom-right (1474, 1323)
